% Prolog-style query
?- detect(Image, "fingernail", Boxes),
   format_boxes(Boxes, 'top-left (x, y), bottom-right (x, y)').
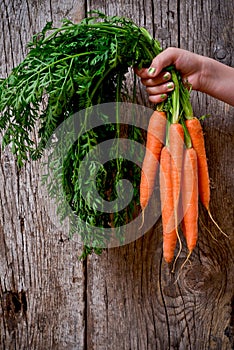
top-left (160, 94), bottom-right (167, 100)
top-left (148, 67), bottom-right (156, 75)
top-left (163, 72), bottom-right (170, 80)
top-left (167, 82), bottom-right (174, 89)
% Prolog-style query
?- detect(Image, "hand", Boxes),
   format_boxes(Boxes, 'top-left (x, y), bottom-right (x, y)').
top-left (135, 47), bottom-right (204, 104)
top-left (135, 47), bottom-right (234, 106)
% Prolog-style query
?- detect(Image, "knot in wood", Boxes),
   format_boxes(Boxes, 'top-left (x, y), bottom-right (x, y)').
top-left (215, 48), bottom-right (227, 60)
top-left (214, 43), bottom-right (232, 65)
top-left (1, 290), bottom-right (27, 332)
top-left (182, 264), bottom-right (225, 297)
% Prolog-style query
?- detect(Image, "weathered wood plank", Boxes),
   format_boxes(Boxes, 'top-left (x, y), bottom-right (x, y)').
top-left (85, 0), bottom-right (234, 349)
top-left (0, 1), bottom-right (85, 349)
top-left (0, 0), bottom-right (233, 349)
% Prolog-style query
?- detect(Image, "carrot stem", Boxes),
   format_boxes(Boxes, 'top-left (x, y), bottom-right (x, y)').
top-left (171, 70), bottom-right (180, 124)
top-left (181, 118), bottom-right (192, 149)
top-left (180, 84), bottom-right (193, 120)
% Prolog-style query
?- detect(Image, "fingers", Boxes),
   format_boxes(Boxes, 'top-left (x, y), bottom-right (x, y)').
top-left (149, 47), bottom-right (180, 74)
top-left (135, 47), bottom-right (179, 78)
top-left (147, 83), bottom-right (174, 104)
top-left (147, 80), bottom-right (174, 97)
top-left (134, 67), bottom-right (169, 80)
top-left (134, 47), bottom-right (199, 103)
top-left (141, 70), bottom-right (171, 87)
top-left (139, 70), bottom-right (174, 103)
top-left (134, 48), bottom-right (179, 104)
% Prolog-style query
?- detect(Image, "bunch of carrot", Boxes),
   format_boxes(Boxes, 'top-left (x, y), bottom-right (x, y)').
top-left (140, 70), bottom-right (214, 264)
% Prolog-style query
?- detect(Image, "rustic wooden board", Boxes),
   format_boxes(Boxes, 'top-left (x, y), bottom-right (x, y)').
top-left (0, 0), bottom-right (233, 349)
top-left (0, 1), bottom-right (85, 349)
top-left (86, 0), bottom-right (234, 349)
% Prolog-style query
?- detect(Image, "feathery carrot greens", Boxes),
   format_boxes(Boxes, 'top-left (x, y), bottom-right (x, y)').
top-left (0, 12), bottom-right (164, 256)
top-left (0, 12), bottom-right (216, 262)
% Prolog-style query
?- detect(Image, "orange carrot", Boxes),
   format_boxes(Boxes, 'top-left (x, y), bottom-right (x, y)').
top-left (185, 118), bottom-right (210, 209)
top-left (181, 147), bottom-right (198, 253)
top-left (160, 146), bottom-right (177, 263)
top-left (169, 123), bottom-right (185, 223)
top-left (185, 118), bottom-right (228, 237)
top-left (140, 110), bottom-right (167, 209)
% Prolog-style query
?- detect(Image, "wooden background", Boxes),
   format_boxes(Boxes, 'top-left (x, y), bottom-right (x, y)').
top-left (0, 0), bottom-right (233, 349)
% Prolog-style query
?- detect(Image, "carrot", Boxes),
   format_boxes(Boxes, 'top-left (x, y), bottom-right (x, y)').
top-left (169, 123), bottom-right (185, 223)
top-left (160, 146), bottom-right (177, 263)
top-left (181, 147), bottom-right (198, 253)
top-left (185, 117), bottom-right (228, 237)
top-left (185, 118), bottom-right (210, 209)
top-left (140, 110), bottom-right (167, 209)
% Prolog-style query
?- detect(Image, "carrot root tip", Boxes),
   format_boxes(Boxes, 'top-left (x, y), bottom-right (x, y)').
top-left (174, 250), bottom-right (193, 283)
top-left (171, 227), bottom-right (182, 274)
top-left (182, 250), bottom-right (192, 270)
top-left (199, 217), bottom-right (218, 242)
top-left (207, 209), bottom-right (229, 238)
top-left (139, 208), bottom-right (145, 230)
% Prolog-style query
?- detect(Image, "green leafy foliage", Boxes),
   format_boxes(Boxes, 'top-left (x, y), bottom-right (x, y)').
top-left (1, 12), bottom-right (182, 257)
top-left (0, 13), bottom-right (161, 161)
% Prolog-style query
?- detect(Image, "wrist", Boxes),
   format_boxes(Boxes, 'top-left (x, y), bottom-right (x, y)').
top-left (197, 56), bottom-right (214, 94)
top-left (198, 56), bottom-right (234, 105)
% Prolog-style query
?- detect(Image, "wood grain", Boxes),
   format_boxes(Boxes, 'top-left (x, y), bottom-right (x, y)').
top-left (0, 0), bottom-right (233, 349)
top-left (0, 1), bottom-right (85, 349)
top-left (86, 1), bottom-right (234, 349)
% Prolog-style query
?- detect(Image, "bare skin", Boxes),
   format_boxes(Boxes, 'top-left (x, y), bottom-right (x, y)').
top-left (135, 47), bottom-right (234, 106)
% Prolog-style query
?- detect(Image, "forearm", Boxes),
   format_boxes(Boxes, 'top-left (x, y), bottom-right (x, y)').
top-left (200, 57), bottom-right (234, 106)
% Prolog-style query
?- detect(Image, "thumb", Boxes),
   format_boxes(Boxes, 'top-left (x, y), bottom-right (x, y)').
top-left (149, 47), bottom-right (178, 76)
